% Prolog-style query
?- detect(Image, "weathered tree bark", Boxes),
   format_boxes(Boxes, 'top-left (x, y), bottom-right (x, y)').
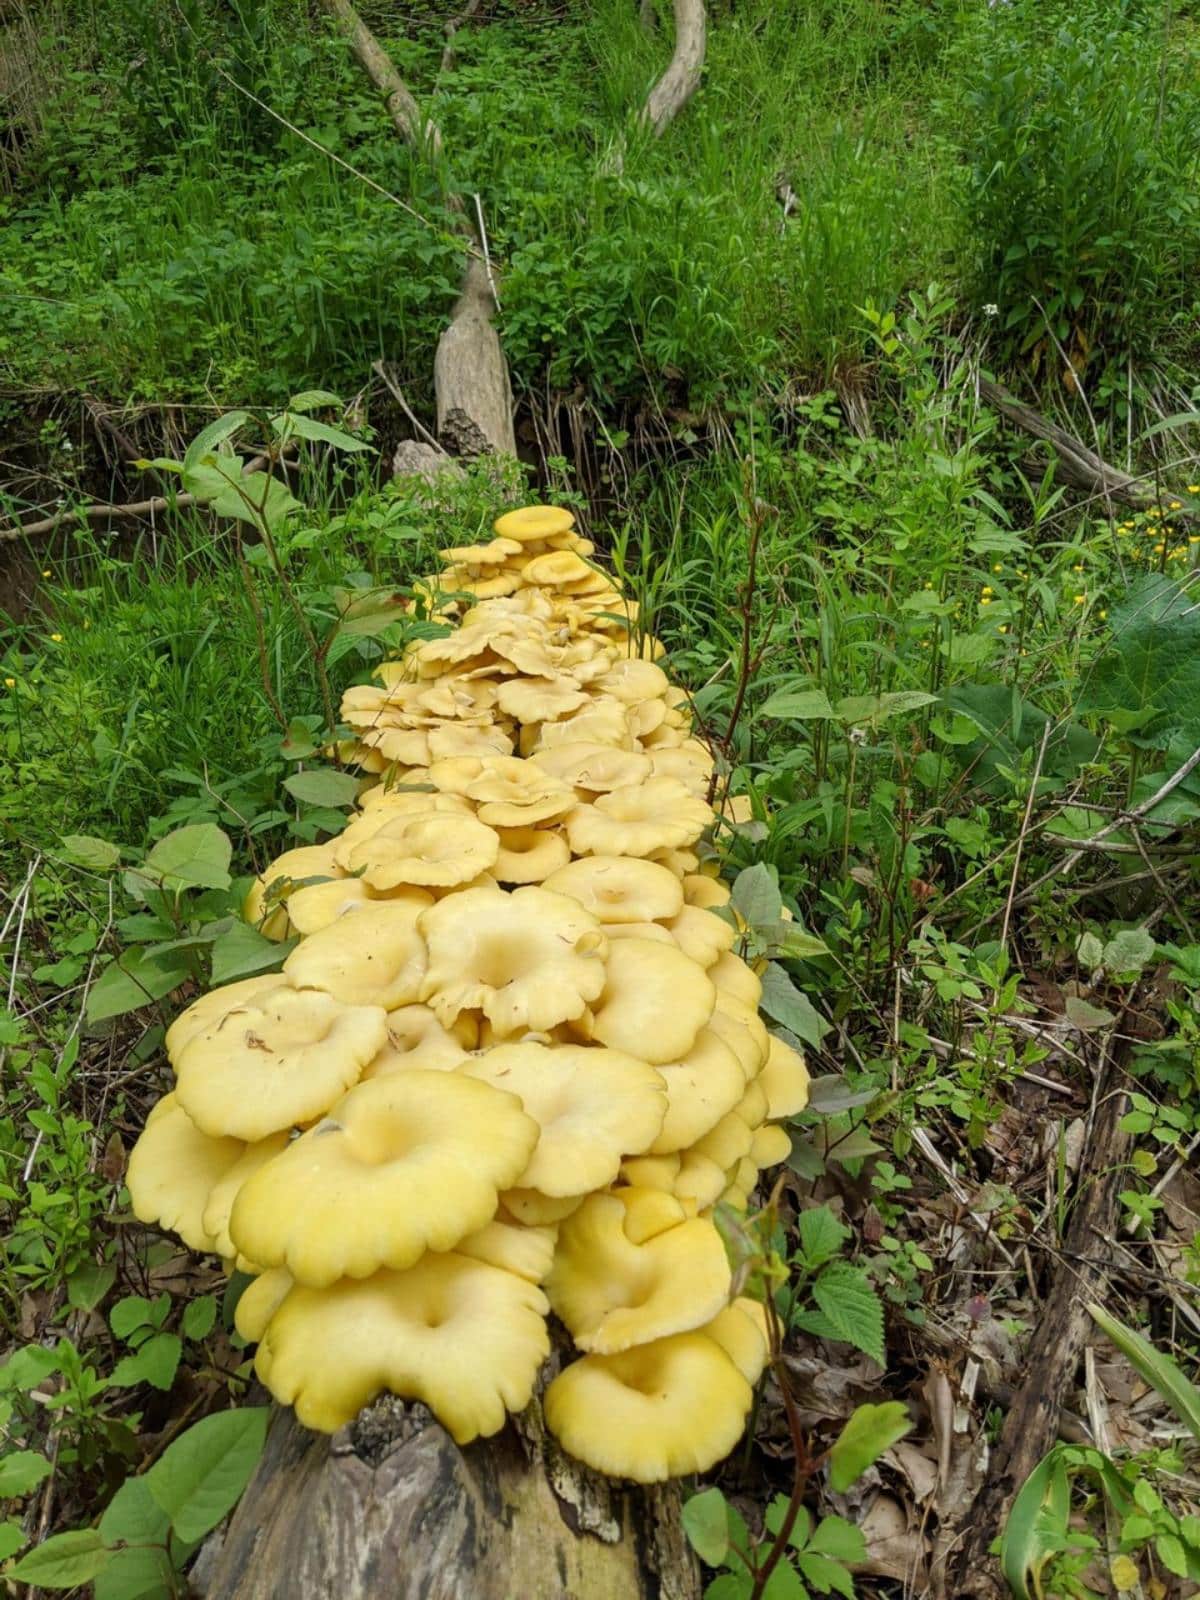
top-left (938, 1030), bottom-right (1137, 1600)
top-left (978, 377), bottom-right (1160, 511)
top-left (201, 1395), bottom-right (700, 1600)
top-left (318, 0), bottom-right (516, 459)
top-left (640, 0), bottom-right (707, 134)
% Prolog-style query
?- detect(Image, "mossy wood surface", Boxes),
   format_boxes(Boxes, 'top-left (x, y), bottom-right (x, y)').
top-left (202, 1393), bottom-right (700, 1600)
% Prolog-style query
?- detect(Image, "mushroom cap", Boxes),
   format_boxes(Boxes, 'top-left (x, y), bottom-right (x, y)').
top-left (244, 844), bottom-right (343, 939)
top-left (542, 856), bottom-right (684, 925)
top-left (690, 1109), bottom-right (755, 1171)
top-left (565, 779), bottom-right (712, 859)
top-left (460, 1040), bottom-right (666, 1196)
top-left (494, 506), bottom-right (576, 543)
top-left (520, 550), bottom-right (596, 588)
top-left (285, 876), bottom-right (382, 935)
top-left (165, 973), bottom-right (291, 1060)
top-left (255, 1253), bottom-right (550, 1440)
top-left (663, 905), bottom-right (736, 968)
top-left (428, 755), bottom-right (575, 827)
top-left (234, 1266), bottom-right (294, 1343)
top-left (495, 676), bottom-right (590, 724)
top-left (283, 901), bottom-right (428, 1011)
top-left (545, 1189), bottom-right (731, 1354)
top-left (438, 537), bottom-right (523, 566)
top-left (711, 994), bottom-right (771, 1079)
top-left (456, 1214), bottom-right (558, 1283)
top-left (500, 1188), bottom-right (585, 1225)
top-left (682, 873), bottom-right (730, 910)
top-left (760, 1033), bottom-right (811, 1118)
top-left (360, 1004), bottom-right (475, 1078)
top-left (704, 1300), bottom-right (770, 1385)
top-left (126, 1093), bottom-right (245, 1253)
top-left (543, 1333), bottom-right (751, 1482)
top-left (534, 702), bottom-right (634, 751)
top-left (649, 1026), bottom-right (747, 1154)
top-left (419, 886), bottom-right (608, 1036)
top-left (750, 1123), bottom-right (792, 1168)
top-left (173, 985), bottom-right (386, 1141)
top-left (493, 826), bottom-right (571, 885)
top-left (200, 1130), bottom-right (291, 1258)
top-left (587, 938), bottom-right (714, 1064)
top-left (228, 1071), bottom-right (538, 1286)
top-left (672, 1150), bottom-right (729, 1209)
top-left (592, 658), bottom-right (671, 704)
top-left (344, 811), bottom-right (501, 890)
top-left (529, 743), bottom-right (652, 794)
top-left (709, 950), bottom-right (763, 1008)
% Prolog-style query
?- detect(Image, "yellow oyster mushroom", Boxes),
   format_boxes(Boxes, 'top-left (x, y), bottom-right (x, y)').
top-left (172, 985), bottom-right (387, 1141)
top-left (419, 885), bottom-right (608, 1036)
top-left (228, 1071), bottom-right (538, 1287)
top-left (244, 843), bottom-right (343, 940)
top-left (760, 1033), bottom-right (811, 1118)
top-left (255, 1254), bottom-right (550, 1440)
top-left (649, 1027), bottom-right (747, 1153)
top-left (283, 901), bottom-right (428, 1011)
top-left (165, 973), bottom-right (292, 1060)
top-left (587, 937), bottom-right (715, 1064)
top-left (529, 743), bottom-right (653, 794)
top-left (545, 1189), bottom-right (731, 1354)
top-left (126, 1093), bottom-right (246, 1254)
top-left (456, 1213), bottom-right (558, 1284)
top-left (544, 1333), bottom-right (752, 1482)
top-left (460, 1040), bottom-right (666, 1196)
top-left (493, 505), bottom-right (577, 543)
top-left (565, 778), bottom-right (712, 858)
top-left (492, 825), bottom-right (571, 885)
top-left (344, 811), bottom-right (501, 891)
top-left (542, 855), bottom-right (684, 924)
top-left (360, 1004), bottom-right (476, 1078)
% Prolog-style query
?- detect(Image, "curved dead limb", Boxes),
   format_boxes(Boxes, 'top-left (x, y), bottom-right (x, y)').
top-left (640, 0), bottom-right (707, 135)
top-left (317, 0), bottom-right (515, 458)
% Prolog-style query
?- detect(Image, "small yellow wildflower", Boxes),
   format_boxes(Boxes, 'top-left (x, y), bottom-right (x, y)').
top-left (1073, 593), bottom-right (1086, 604)
top-left (992, 562), bottom-right (1003, 573)
top-left (1099, 610), bottom-right (1107, 619)
top-left (981, 585), bottom-right (993, 595)
top-left (1072, 563), bottom-right (1084, 573)
top-left (1169, 501), bottom-right (1182, 511)
top-left (4, 678), bottom-right (14, 689)
top-left (1153, 542), bottom-right (1165, 554)
top-left (923, 580), bottom-right (933, 590)
top-left (1187, 484), bottom-right (1200, 493)
top-left (49, 633), bottom-right (63, 642)
top-left (997, 624), bottom-right (1007, 633)
top-left (980, 596), bottom-right (991, 606)
top-left (83, 619), bottom-right (91, 629)
top-left (1148, 508), bottom-right (1161, 519)
top-left (42, 569), bottom-right (51, 578)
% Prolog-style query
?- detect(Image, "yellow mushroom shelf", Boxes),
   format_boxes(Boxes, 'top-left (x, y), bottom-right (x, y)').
top-left (127, 504), bottom-right (810, 1484)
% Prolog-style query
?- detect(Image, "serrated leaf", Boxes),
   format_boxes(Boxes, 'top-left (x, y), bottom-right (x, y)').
top-left (808, 1515), bottom-right (866, 1564)
top-left (144, 825), bottom-right (232, 892)
top-left (60, 834), bottom-right (121, 870)
top-left (829, 1402), bottom-right (912, 1493)
top-left (812, 1264), bottom-right (884, 1364)
top-left (145, 1408), bottom-right (269, 1542)
top-left (730, 863), bottom-right (782, 928)
top-left (0, 1521), bottom-right (25, 1560)
top-left (8, 1529), bottom-right (110, 1588)
top-left (182, 1296), bottom-right (217, 1343)
top-left (682, 1486), bottom-right (729, 1566)
top-left (108, 1333), bottom-right (181, 1392)
top-left (796, 1206), bottom-right (849, 1270)
top-left (759, 964), bottom-right (829, 1047)
top-left (796, 1550), bottom-right (855, 1597)
top-left (85, 950), bottom-right (189, 1023)
top-left (283, 769), bottom-right (360, 808)
top-left (761, 1558), bottom-right (807, 1598)
top-left (110, 1296), bottom-right (155, 1339)
top-left (0, 1450), bottom-right (53, 1496)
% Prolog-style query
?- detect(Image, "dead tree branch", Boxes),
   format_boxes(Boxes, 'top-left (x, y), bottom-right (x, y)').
top-left (640, 0), bottom-right (707, 134)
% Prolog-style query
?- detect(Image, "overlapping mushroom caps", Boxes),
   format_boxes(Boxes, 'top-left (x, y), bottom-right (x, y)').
top-left (127, 504), bottom-right (810, 1485)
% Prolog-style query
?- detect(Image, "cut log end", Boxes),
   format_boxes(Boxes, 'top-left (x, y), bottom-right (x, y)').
top-left (198, 1395), bottom-right (700, 1600)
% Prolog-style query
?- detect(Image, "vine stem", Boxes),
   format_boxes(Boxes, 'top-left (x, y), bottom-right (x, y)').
top-left (748, 1292), bottom-right (817, 1600)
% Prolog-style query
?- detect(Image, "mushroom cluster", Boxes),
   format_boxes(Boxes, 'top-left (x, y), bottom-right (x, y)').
top-left (127, 505), bottom-right (809, 1484)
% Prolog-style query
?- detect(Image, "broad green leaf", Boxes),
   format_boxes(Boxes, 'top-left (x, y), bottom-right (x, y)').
top-left (682, 1486), bottom-right (730, 1566)
top-left (1156, 1534), bottom-right (1188, 1578)
top-left (182, 1296), bottom-right (217, 1343)
top-left (730, 863), bottom-right (782, 929)
top-left (944, 683), bottom-right (1097, 791)
top-left (811, 1263), bottom-right (885, 1364)
top-left (1102, 928), bottom-right (1155, 974)
top-left (767, 923), bottom-right (830, 961)
top-left (759, 965), bottom-right (829, 1047)
top-left (828, 1402), bottom-right (912, 1493)
top-left (0, 1449), bottom-right (53, 1496)
top-left (60, 834), bottom-right (121, 870)
top-left (210, 923), bottom-right (293, 986)
top-left (146, 1407), bottom-right (269, 1542)
top-left (0, 1345), bottom-right (61, 1392)
top-left (835, 691), bottom-right (937, 726)
top-left (276, 413), bottom-right (372, 453)
top-left (209, 471), bottom-right (303, 531)
top-left (808, 1515), bottom-right (866, 1564)
top-left (1000, 1449), bottom-right (1072, 1600)
top-left (1088, 1303), bottom-right (1200, 1442)
top-left (705, 1576), bottom-right (754, 1600)
top-left (111, 1296), bottom-right (156, 1339)
top-left (283, 768), bottom-right (361, 808)
top-left (99, 1474), bottom-right (169, 1547)
top-left (144, 825), bottom-right (232, 892)
top-left (108, 1333), bottom-right (181, 1392)
top-left (98, 1477), bottom-right (183, 1600)
top-left (796, 1551), bottom-right (855, 1597)
top-left (285, 389), bottom-right (343, 414)
top-left (8, 1529), bottom-right (110, 1588)
top-left (1078, 575), bottom-right (1200, 740)
top-left (85, 950), bottom-right (188, 1023)
top-left (183, 412), bottom-right (250, 473)
top-left (796, 1206), bottom-right (849, 1270)
top-left (805, 1077), bottom-right (876, 1114)
top-left (95, 1543), bottom-right (180, 1600)
top-left (764, 1496), bottom-right (809, 1548)
top-left (1063, 996), bottom-right (1116, 1031)
top-left (0, 1521), bottom-right (25, 1560)
top-left (758, 688), bottom-right (836, 721)
top-left (67, 1261), bottom-right (116, 1312)
top-left (760, 1558), bottom-right (806, 1598)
